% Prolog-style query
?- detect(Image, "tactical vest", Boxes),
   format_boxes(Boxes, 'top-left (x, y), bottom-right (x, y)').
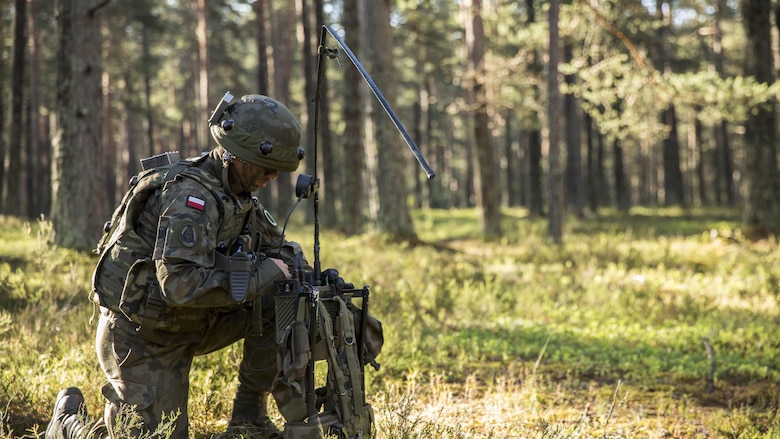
top-left (90, 156), bottom-right (229, 334)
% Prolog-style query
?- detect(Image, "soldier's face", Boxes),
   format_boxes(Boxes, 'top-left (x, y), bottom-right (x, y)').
top-left (229, 160), bottom-right (278, 193)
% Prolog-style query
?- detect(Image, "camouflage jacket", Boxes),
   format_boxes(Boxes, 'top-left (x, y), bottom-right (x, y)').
top-left (91, 150), bottom-right (307, 331)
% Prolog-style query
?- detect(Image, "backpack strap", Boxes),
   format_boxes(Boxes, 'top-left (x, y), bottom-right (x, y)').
top-left (318, 296), bottom-right (364, 436)
top-left (336, 296), bottom-right (365, 416)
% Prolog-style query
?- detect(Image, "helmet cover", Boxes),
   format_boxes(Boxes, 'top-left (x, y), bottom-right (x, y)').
top-left (210, 94), bottom-right (303, 172)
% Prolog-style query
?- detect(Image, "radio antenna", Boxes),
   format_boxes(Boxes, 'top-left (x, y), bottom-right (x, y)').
top-left (299, 24), bottom-right (438, 284)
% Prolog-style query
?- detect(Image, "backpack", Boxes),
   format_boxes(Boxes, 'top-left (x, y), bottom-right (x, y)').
top-left (91, 154), bottom-right (216, 328)
top-left (272, 259), bottom-right (384, 439)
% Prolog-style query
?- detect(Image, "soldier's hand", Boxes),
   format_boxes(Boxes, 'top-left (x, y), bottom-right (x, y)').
top-left (249, 257), bottom-right (290, 299)
top-left (268, 257), bottom-right (291, 279)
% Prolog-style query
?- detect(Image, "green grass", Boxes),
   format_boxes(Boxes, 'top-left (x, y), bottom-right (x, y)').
top-left (1, 207), bottom-right (779, 438)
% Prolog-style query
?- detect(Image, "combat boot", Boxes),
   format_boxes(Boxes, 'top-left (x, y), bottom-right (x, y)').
top-left (227, 390), bottom-right (281, 438)
top-left (45, 387), bottom-right (87, 439)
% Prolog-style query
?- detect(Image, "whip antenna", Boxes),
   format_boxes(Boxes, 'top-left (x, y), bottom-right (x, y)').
top-left (318, 25), bottom-right (436, 179)
top-left (303, 24), bottom-right (438, 283)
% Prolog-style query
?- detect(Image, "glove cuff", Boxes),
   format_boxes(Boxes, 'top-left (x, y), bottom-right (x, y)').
top-left (252, 258), bottom-right (286, 297)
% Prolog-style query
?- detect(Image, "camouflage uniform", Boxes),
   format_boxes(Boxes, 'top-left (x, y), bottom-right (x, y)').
top-left (48, 94), bottom-right (307, 439)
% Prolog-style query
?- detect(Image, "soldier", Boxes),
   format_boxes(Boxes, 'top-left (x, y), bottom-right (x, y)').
top-left (46, 94), bottom-right (309, 439)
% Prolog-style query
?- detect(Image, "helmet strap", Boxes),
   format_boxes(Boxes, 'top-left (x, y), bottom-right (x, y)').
top-left (221, 152), bottom-right (240, 198)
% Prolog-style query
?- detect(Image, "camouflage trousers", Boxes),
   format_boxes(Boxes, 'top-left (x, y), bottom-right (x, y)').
top-left (94, 296), bottom-right (277, 439)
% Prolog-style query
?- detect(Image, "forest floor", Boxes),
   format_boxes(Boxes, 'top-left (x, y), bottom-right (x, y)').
top-left (1, 207), bottom-right (778, 438)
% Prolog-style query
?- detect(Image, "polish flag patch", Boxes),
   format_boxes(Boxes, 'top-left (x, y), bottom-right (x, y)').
top-left (186, 196), bottom-right (206, 211)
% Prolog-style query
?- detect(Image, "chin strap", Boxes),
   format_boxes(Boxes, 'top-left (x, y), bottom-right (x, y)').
top-left (222, 150), bottom-right (256, 197)
top-left (221, 151), bottom-right (240, 198)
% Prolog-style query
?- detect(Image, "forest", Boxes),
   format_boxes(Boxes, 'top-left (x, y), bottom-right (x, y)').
top-left (1, 0), bottom-right (779, 249)
top-left (2, 1), bottom-right (780, 438)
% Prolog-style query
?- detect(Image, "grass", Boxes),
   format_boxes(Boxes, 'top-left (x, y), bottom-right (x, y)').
top-left (1, 207), bottom-right (779, 438)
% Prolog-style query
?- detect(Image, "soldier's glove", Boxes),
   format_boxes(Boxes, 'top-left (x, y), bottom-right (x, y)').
top-left (322, 267), bottom-right (354, 290)
top-left (249, 256), bottom-right (289, 299)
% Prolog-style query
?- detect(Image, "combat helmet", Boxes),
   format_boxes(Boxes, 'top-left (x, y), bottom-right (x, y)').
top-left (209, 93), bottom-right (304, 172)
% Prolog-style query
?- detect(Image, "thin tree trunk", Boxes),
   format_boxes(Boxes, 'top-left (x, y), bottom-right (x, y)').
top-left (614, 136), bottom-right (630, 212)
top-left (662, 106), bottom-right (685, 206)
top-left (142, 21), bottom-right (154, 156)
top-left (341, 0), bottom-right (365, 233)
top-left (295, 0), bottom-right (313, 218)
top-left (526, 0), bottom-right (543, 217)
top-left (0, 0), bottom-right (5, 214)
top-left (412, 79), bottom-right (424, 209)
top-left (547, 0), bottom-right (563, 243)
top-left (563, 40), bottom-right (583, 216)
top-left (505, 109), bottom-right (519, 207)
top-left (465, 0), bottom-right (501, 238)
top-left (314, 0), bottom-right (338, 226)
top-left (196, 0), bottom-right (208, 154)
top-left (254, 0), bottom-right (273, 208)
top-left (274, 1), bottom-right (295, 215)
top-left (695, 114), bottom-right (707, 205)
top-left (585, 112), bottom-right (597, 214)
top-left (713, 0), bottom-right (734, 205)
top-left (254, 0), bottom-right (269, 95)
top-left (656, 1), bottom-right (685, 206)
top-left (27, 0), bottom-right (41, 217)
top-left (8, 0), bottom-right (27, 216)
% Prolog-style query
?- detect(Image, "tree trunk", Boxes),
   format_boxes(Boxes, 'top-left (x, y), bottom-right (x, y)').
top-left (364, 0), bottom-right (416, 240)
top-left (505, 109), bottom-right (520, 207)
top-left (741, 0), bottom-right (780, 237)
top-left (341, 0), bottom-right (366, 233)
top-left (254, 0), bottom-right (269, 95)
top-left (0, 0), bottom-right (5, 214)
top-left (142, 20), bottom-right (154, 156)
top-left (8, 0), bottom-right (27, 216)
top-left (547, 0), bottom-right (563, 243)
top-left (28, 0), bottom-right (42, 217)
top-left (100, 29), bottom-right (116, 214)
top-left (465, 0), bottom-right (501, 238)
top-left (196, 0), bottom-right (208, 155)
top-left (563, 40), bottom-right (583, 216)
top-left (655, 1), bottom-right (685, 206)
top-left (412, 77), bottom-right (424, 209)
top-left (314, 0), bottom-right (339, 227)
top-left (614, 136), bottom-right (630, 212)
top-left (526, 0), bottom-right (544, 217)
top-left (272, 1), bottom-right (295, 216)
top-left (52, 0), bottom-right (106, 250)
top-left (713, 0), bottom-right (735, 206)
top-left (695, 115), bottom-right (707, 205)
top-left (528, 129), bottom-right (543, 216)
top-left (661, 106), bottom-right (685, 206)
top-left (595, 120), bottom-right (609, 207)
top-left (254, 0), bottom-right (273, 208)
top-left (585, 112), bottom-right (597, 213)
top-left (295, 0), bottom-right (313, 218)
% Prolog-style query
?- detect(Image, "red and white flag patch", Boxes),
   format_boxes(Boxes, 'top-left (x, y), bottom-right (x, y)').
top-left (186, 196), bottom-right (206, 211)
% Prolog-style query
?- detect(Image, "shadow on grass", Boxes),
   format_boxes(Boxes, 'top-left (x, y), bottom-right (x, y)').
top-left (422, 305), bottom-right (779, 413)
top-left (570, 208), bottom-right (742, 239)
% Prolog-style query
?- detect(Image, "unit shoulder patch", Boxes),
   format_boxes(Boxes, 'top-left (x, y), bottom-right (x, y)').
top-left (179, 224), bottom-right (199, 248)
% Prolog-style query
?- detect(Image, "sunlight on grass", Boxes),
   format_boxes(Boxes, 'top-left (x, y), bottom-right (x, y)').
top-left (2, 208), bottom-right (779, 438)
